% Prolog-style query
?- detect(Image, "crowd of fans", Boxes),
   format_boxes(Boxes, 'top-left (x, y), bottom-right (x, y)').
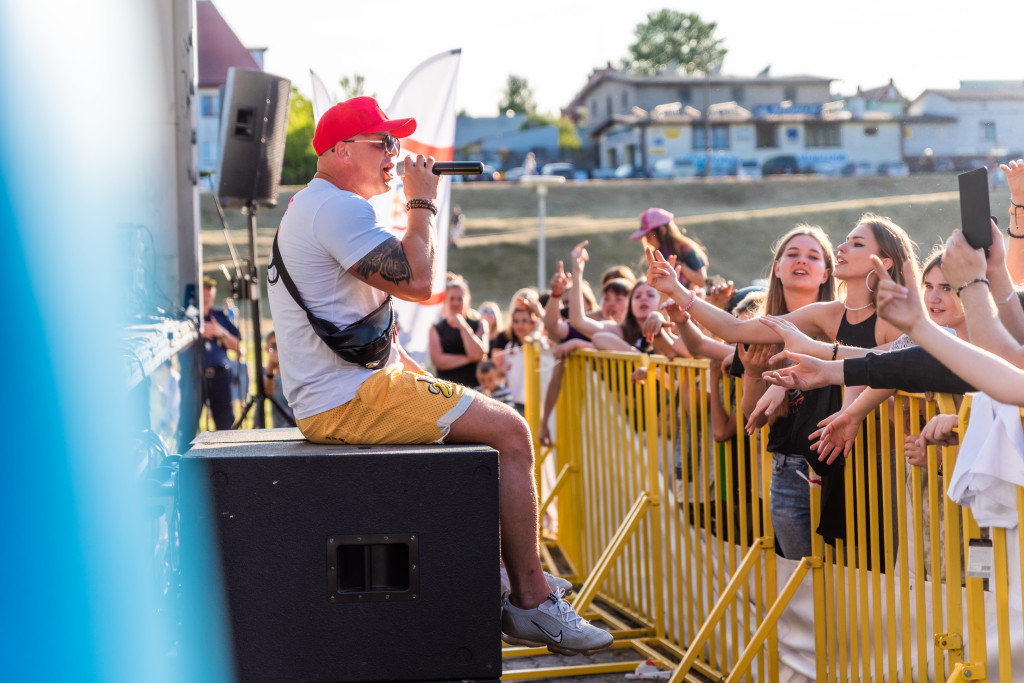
top-left (424, 158), bottom-right (1024, 559)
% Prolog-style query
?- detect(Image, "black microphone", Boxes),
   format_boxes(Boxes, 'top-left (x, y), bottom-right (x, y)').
top-left (395, 160), bottom-right (485, 176)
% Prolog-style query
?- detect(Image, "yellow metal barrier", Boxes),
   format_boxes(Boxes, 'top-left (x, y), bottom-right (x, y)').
top-left (509, 344), bottom-right (1024, 681)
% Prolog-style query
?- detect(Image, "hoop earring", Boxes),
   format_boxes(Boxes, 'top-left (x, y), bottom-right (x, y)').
top-left (865, 271), bottom-right (876, 293)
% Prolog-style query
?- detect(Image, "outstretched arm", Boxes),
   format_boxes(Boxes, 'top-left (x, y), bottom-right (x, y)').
top-left (875, 255), bottom-right (1024, 405)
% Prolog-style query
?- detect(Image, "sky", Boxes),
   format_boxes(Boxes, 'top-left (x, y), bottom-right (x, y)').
top-left (210, 0), bottom-right (1023, 117)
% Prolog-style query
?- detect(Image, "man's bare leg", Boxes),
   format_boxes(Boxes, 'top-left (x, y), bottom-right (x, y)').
top-left (446, 394), bottom-right (551, 608)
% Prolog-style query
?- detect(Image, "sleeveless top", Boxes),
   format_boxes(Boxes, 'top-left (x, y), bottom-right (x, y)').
top-left (816, 310), bottom-right (884, 553)
top-left (433, 317), bottom-right (483, 387)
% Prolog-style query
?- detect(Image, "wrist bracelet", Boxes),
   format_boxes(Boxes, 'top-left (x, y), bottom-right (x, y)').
top-left (997, 288), bottom-right (1019, 305)
top-left (682, 290), bottom-right (698, 313)
top-left (955, 277), bottom-right (990, 298)
top-left (406, 198), bottom-right (438, 215)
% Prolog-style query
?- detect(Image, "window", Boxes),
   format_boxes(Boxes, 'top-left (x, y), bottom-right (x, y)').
top-left (864, 127), bottom-right (879, 136)
top-left (756, 123), bottom-right (778, 148)
top-left (692, 124), bottom-right (730, 150)
top-left (201, 94), bottom-right (220, 118)
top-left (730, 86), bottom-right (744, 105)
top-left (678, 86), bottom-right (692, 105)
top-left (783, 86), bottom-right (796, 102)
top-left (805, 123), bottom-right (840, 148)
top-left (981, 121), bottom-right (997, 143)
top-left (606, 95), bottom-right (613, 116)
top-left (591, 99), bottom-right (599, 118)
top-left (621, 91), bottom-right (628, 110)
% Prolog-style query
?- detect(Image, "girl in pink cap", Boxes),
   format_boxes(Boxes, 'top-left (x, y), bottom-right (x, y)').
top-left (630, 207), bottom-right (709, 290)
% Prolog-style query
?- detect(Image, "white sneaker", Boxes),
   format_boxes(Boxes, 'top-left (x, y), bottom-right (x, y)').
top-left (501, 590), bottom-right (613, 656)
top-left (500, 567), bottom-right (574, 599)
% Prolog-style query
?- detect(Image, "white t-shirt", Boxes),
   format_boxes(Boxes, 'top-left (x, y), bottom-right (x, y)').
top-left (267, 179), bottom-right (399, 419)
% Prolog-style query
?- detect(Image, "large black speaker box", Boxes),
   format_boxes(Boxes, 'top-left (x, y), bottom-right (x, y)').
top-left (215, 68), bottom-right (291, 207)
top-left (179, 429), bottom-right (501, 683)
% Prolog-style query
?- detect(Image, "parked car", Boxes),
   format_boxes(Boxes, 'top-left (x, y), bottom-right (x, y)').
top-left (651, 157), bottom-right (697, 179)
top-left (877, 161), bottom-right (910, 177)
top-left (613, 163), bottom-right (647, 179)
top-left (540, 162), bottom-right (575, 180)
top-left (502, 166), bottom-right (526, 181)
top-left (762, 155), bottom-right (800, 175)
top-left (736, 159), bottom-right (762, 179)
top-left (842, 161), bottom-right (875, 177)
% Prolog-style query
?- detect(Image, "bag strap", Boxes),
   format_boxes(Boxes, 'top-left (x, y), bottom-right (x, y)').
top-left (269, 230), bottom-right (313, 315)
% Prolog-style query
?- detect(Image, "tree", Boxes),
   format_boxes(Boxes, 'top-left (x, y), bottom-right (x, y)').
top-left (623, 9), bottom-right (726, 76)
top-left (280, 87), bottom-right (317, 185)
top-left (498, 75), bottom-right (536, 116)
top-left (338, 73), bottom-right (375, 100)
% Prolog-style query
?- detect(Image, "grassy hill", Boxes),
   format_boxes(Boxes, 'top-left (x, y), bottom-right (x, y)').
top-left (201, 173), bottom-right (980, 315)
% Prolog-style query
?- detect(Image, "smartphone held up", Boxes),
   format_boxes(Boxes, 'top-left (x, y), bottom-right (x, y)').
top-left (958, 167), bottom-right (994, 252)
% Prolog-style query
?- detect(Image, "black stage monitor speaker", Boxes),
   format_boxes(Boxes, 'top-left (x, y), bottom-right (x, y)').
top-left (179, 429), bottom-right (501, 683)
top-left (215, 68), bottom-right (291, 207)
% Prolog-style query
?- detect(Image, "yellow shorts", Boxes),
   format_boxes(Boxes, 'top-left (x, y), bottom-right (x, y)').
top-left (297, 363), bottom-right (474, 445)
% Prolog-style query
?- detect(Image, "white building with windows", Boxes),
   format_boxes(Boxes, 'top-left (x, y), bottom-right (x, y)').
top-left (573, 69), bottom-right (904, 175)
top-left (903, 83), bottom-right (1024, 169)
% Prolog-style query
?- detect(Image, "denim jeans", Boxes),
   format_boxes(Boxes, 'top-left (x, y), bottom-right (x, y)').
top-left (770, 453), bottom-right (812, 559)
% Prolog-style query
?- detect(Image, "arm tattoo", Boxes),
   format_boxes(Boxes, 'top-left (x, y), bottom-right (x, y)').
top-left (353, 237), bottom-right (412, 285)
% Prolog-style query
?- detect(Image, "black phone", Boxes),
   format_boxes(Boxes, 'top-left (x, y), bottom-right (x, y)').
top-left (958, 167), bottom-right (993, 251)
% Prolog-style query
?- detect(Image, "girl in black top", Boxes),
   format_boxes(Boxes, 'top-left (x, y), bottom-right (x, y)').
top-left (428, 277), bottom-right (488, 387)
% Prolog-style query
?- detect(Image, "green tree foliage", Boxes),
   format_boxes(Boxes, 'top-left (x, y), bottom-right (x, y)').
top-left (338, 73), bottom-right (375, 100)
top-left (498, 75), bottom-right (536, 116)
top-left (280, 87), bottom-right (317, 186)
top-left (624, 9), bottom-right (726, 75)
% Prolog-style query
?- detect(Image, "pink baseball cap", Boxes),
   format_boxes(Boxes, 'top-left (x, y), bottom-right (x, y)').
top-left (312, 96), bottom-right (417, 156)
top-left (629, 208), bottom-right (674, 241)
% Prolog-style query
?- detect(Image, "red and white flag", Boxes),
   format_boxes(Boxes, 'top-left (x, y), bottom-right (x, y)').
top-left (371, 48), bottom-right (461, 363)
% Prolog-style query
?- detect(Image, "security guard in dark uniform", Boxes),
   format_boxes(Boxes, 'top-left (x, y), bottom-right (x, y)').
top-left (201, 275), bottom-right (241, 429)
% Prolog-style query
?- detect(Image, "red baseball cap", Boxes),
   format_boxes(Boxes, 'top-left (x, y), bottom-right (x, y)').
top-left (312, 96), bottom-right (417, 156)
top-left (629, 207), bottom-right (674, 240)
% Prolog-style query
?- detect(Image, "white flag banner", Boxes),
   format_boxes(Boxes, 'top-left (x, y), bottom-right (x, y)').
top-left (371, 48), bottom-right (461, 364)
top-left (309, 69), bottom-right (332, 124)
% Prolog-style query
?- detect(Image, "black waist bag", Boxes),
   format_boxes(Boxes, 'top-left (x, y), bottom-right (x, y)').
top-left (269, 232), bottom-right (396, 370)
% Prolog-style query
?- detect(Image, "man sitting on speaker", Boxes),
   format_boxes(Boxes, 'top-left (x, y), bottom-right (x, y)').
top-left (267, 97), bottom-right (613, 657)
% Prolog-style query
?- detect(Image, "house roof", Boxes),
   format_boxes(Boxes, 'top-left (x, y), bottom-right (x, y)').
top-left (197, 1), bottom-right (261, 88)
top-left (572, 69), bottom-right (833, 104)
top-left (915, 87), bottom-right (1024, 102)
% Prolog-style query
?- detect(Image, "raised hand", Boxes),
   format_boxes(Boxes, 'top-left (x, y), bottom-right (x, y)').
top-left (904, 433), bottom-right (927, 468)
top-left (641, 311), bottom-right (667, 341)
top-left (745, 382), bottom-right (787, 434)
top-left (707, 280), bottom-right (735, 309)
top-left (941, 229), bottom-right (988, 290)
top-left (810, 410), bottom-right (859, 464)
top-left (1002, 158), bottom-right (1024, 202)
top-left (660, 300), bottom-right (690, 325)
top-left (737, 342), bottom-right (774, 377)
top-left (571, 240), bottom-right (590, 270)
top-left (646, 246), bottom-right (690, 300)
top-left (550, 260), bottom-right (570, 295)
top-left (874, 257), bottom-right (927, 335)
top-left (921, 413), bottom-right (960, 447)
top-left (759, 315), bottom-right (821, 357)
top-left (761, 350), bottom-right (835, 391)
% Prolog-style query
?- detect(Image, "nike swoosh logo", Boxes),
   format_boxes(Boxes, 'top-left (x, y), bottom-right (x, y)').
top-left (531, 620), bottom-right (562, 643)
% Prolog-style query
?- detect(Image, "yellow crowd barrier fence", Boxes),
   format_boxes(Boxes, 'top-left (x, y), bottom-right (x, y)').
top-left (504, 344), bottom-right (1024, 682)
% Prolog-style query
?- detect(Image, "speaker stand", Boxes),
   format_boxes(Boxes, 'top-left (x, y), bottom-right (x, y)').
top-left (232, 201), bottom-right (294, 429)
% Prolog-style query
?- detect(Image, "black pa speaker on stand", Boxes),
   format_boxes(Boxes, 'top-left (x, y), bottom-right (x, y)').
top-left (211, 68), bottom-right (292, 429)
top-left (215, 68), bottom-right (291, 208)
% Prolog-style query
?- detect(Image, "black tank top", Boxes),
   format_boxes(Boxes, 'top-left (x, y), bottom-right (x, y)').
top-left (835, 310), bottom-right (877, 349)
top-left (433, 318), bottom-right (482, 387)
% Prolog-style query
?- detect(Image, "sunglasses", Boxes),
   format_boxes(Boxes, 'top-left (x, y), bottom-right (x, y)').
top-left (341, 134), bottom-right (400, 155)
